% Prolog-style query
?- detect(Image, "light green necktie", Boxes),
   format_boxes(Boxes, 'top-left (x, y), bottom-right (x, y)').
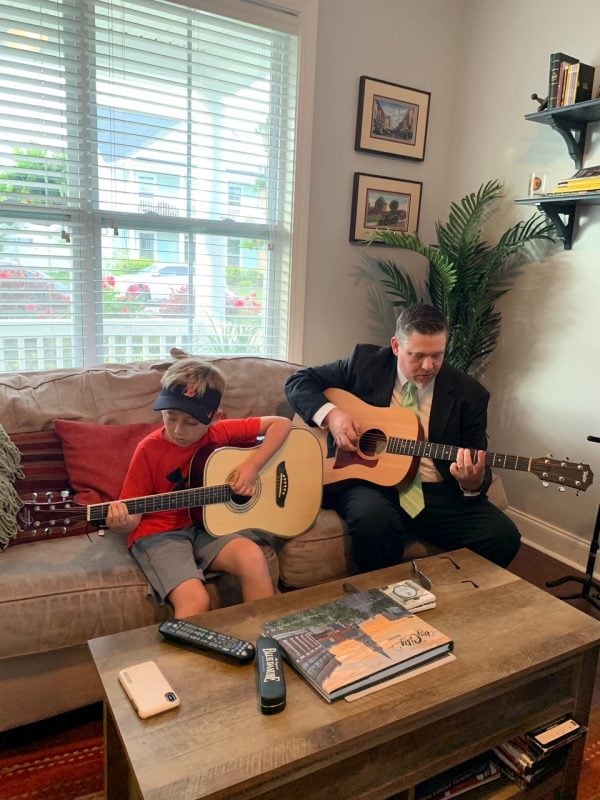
top-left (398, 382), bottom-right (425, 517)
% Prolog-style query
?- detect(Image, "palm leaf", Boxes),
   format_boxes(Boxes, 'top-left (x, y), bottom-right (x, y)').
top-left (359, 180), bottom-right (556, 373)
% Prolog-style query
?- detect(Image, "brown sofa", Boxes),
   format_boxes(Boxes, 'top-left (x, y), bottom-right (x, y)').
top-left (0, 352), bottom-right (508, 732)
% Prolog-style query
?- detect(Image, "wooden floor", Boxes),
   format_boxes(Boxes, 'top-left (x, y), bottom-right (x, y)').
top-left (508, 542), bottom-right (600, 706)
top-left (2, 542), bottom-right (600, 751)
top-left (509, 543), bottom-right (600, 618)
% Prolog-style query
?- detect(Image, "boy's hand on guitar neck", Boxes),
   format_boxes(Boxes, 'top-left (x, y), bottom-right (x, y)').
top-left (450, 447), bottom-right (486, 492)
top-left (325, 408), bottom-right (361, 453)
top-left (106, 501), bottom-right (140, 534)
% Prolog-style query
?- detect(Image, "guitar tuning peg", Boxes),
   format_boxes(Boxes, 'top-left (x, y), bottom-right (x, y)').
top-left (60, 490), bottom-right (70, 500)
top-left (45, 491), bottom-right (53, 501)
top-left (558, 486), bottom-right (566, 492)
top-left (542, 481), bottom-right (549, 487)
top-left (32, 492), bottom-right (38, 502)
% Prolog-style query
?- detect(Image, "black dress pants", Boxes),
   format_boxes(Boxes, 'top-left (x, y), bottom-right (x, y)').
top-left (325, 481), bottom-right (521, 573)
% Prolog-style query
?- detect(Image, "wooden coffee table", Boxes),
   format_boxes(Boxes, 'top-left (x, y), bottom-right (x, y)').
top-left (88, 549), bottom-right (600, 800)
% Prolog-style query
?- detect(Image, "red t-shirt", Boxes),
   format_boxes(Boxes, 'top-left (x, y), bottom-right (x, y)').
top-left (120, 417), bottom-right (261, 547)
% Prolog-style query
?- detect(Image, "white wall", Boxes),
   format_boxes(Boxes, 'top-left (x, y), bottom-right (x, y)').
top-left (302, 0), bottom-right (600, 570)
top-left (451, 0), bottom-right (600, 565)
top-left (302, 0), bottom-right (466, 362)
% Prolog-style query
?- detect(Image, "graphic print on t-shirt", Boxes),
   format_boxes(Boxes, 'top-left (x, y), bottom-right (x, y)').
top-left (166, 467), bottom-right (187, 490)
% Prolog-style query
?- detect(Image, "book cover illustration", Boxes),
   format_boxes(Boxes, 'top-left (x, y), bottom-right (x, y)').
top-left (263, 589), bottom-right (453, 701)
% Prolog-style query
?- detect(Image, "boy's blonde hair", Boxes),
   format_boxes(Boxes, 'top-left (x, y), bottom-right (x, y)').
top-left (161, 357), bottom-right (226, 396)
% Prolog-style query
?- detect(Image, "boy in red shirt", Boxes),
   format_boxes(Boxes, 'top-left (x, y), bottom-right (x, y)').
top-left (106, 357), bottom-right (292, 618)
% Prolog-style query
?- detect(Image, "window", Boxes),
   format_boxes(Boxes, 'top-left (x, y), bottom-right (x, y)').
top-left (0, 0), bottom-right (314, 371)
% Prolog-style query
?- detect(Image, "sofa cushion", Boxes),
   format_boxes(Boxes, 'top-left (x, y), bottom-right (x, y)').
top-left (0, 531), bottom-right (279, 659)
top-left (0, 361), bottom-right (170, 435)
top-left (53, 419), bottom-right (160, 505)
top-left (277, 508), bottom-right (357, 588)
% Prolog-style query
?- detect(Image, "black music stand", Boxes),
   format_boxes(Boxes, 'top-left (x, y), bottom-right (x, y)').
top-left (545, 435), bottom-right (600, 611)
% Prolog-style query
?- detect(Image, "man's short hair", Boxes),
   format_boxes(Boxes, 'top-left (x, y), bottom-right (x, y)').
top-left (395, 304), bottom-right (448, 342)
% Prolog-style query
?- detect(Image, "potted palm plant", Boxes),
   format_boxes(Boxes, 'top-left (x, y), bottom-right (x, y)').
top-left (355, 179), bottom-right (555, 376)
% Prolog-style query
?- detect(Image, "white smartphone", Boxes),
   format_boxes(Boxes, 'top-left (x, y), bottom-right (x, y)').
top-left (118, 660), bottom-right (180, 719)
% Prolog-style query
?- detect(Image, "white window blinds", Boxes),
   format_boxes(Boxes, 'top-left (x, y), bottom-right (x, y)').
top-left (0, 0), bottom-right (301, 370)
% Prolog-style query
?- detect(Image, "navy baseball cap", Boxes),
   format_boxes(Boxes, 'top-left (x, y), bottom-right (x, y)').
top-left (153, 384), bottom-right (222, 424)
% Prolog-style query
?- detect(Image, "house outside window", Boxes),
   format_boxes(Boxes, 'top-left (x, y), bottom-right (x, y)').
top-left (0, 0), bottom-right (313, 371)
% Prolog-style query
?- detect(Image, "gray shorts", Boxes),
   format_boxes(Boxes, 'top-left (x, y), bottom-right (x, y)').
top-left (130, 526), bottom-right (260, 604)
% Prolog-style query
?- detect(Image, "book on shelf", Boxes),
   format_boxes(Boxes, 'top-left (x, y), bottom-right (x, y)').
top-left (573, 61), bottom-right (595, 104)
top-left (416, 752), bottom-right (500, 800)
top-left (547, 53), bottom-right (594, 108)
top-left (555, 59), bottom-right (571, 108)
top-left (492, 744), bottom-right (566, 788)
top-left (563, 62), bottom-right (580, 106)
top-left (262, 588), bottom-right (453, 702)
top-left (491, 715), bottom-right (585, 789)
top-left (547, 165), bottom-right (600, 195)
top-left (525, 714), bottom-right (586, 755)
top-left (548, 52), bottom-right (578, 108)
top-left (563, 62), bottom-right (595, 106)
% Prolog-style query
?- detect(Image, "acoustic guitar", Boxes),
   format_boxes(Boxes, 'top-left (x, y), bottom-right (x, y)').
top-left (302, 388), bottom-right (593, 493)
top-left (17, 427), bottom-right (323, 539)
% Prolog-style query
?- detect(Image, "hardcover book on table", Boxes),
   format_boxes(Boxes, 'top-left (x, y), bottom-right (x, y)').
top-left (262, 588), bottom-right (453, 702)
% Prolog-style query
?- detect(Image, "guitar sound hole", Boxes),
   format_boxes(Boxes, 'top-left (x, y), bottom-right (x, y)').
top-left (229, 491), bottom-right (253, 508)
top-left (226, 474), bottom-right (261, 512)
top-left (359, 428), bottom-right (387, 457)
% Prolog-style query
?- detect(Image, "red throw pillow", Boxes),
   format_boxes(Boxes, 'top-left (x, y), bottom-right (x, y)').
top-left (53, 419), bottom-right (161, 506)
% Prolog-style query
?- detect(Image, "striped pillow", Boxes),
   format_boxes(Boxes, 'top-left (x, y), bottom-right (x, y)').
top-left (9, 430), bottom-right (90, 546)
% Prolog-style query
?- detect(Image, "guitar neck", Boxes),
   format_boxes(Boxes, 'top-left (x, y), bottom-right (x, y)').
top-left (389, 438), bottom-right (531, 473)
top-left (88, 484), bottom-right (232, 523)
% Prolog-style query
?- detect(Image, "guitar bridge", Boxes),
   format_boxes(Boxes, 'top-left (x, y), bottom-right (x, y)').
top-left (275, 461), bottom-right (289, 508)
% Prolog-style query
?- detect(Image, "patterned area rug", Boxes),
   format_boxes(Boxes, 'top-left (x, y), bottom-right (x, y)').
top-left (1, 708), bottom-right (600, 799)
top-left (579, 705), bottom-right (600, 800)
top-left (0, 718), bottom-right (103, 800)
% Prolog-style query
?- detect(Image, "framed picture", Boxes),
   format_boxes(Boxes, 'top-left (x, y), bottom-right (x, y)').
top-left (350, 172), bottom-right (422, 243)
top-left (355, 75), bottom-right (431, 161)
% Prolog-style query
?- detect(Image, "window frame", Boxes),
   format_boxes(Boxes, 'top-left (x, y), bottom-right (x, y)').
top-left (0, 0), bottom-right (316, 369)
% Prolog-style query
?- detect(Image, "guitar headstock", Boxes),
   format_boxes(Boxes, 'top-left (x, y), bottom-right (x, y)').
top-left (530, 458), bottom-right (594, 492)
top-left (17, 492), bottom-right (88, 533)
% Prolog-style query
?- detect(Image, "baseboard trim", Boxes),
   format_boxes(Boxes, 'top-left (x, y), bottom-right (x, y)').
top-left (507, 506), bottom-right (598, 580)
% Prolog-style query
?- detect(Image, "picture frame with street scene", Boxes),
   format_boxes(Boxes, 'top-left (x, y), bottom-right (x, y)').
top-left (355, 76), bottom-right (431, 161)
top-left (350, 172), bottom-right (422, 243)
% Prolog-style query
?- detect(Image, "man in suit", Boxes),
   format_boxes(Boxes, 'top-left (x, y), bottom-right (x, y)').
top-left (285, 304), bottom-right (520, 571)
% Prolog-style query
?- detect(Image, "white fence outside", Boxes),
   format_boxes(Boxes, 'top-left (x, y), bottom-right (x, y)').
top-left (0, 316), bottom-right (266, 372)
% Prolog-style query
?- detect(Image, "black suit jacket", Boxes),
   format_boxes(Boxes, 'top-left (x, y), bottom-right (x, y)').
top-left (284, 344), bottom-right (492, 494)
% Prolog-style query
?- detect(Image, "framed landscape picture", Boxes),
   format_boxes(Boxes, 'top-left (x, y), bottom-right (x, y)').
top-left (355, 75), bottom-right (430, 161)
top-left (350, 172), bottom-right (422, 243)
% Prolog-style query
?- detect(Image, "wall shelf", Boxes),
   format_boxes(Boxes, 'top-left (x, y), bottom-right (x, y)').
top-left (519, 98), bottom-right (600, 248)
top-left (525, 98), bottom-right (600, 169)
top-left (515, 192), bottom-right (600, 250)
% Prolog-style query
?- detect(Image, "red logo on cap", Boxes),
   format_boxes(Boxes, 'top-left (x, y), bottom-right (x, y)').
top-left (183, 383), bottom-right (196, 398)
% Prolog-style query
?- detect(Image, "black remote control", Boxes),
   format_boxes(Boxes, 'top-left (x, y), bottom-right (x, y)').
top-left (158, 619), bottom-right (256, 664)
top-left (256, 635), bottom-right (286, 714)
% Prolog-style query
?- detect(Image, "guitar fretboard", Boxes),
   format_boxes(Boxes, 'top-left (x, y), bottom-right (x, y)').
top-left (388, 438), bottom-right (532, 473)
top-left (88, 484), bottom-right (233, 523)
